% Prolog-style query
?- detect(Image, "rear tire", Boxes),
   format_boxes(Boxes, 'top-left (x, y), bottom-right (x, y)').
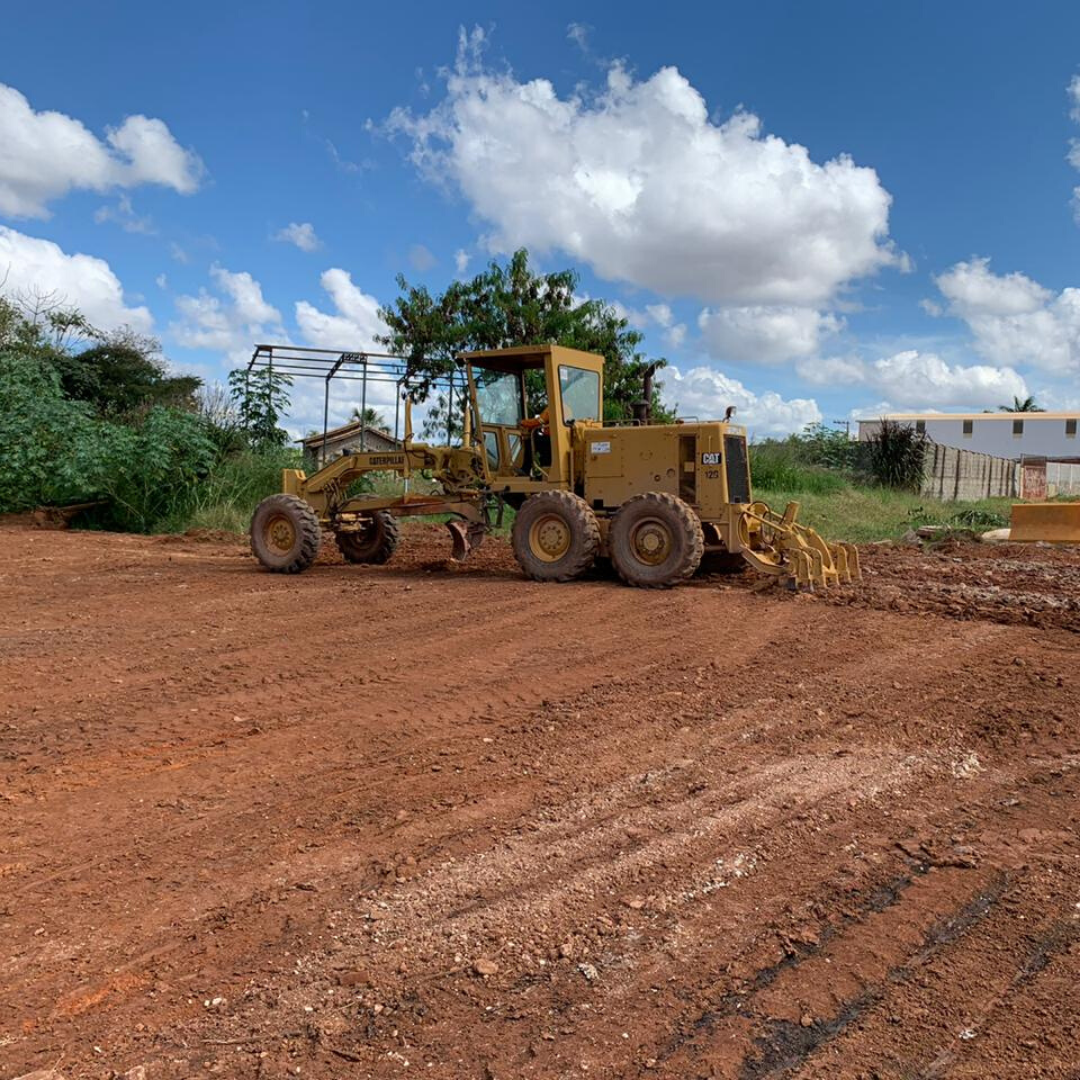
top-left (250, 494), bottom-right (321, 574)
top-left (335, 512), bottom-right (399, 565)
top-left (609, 492), bottom-right (704, 588)
top-left (512, 491), bottom-right (600, 582)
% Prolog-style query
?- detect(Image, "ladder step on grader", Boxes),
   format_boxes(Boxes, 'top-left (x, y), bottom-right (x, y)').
top-left (250, 345), bottom-right (859, 591)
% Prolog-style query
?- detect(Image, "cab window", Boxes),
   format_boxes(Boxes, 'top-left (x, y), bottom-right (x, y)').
top-left (473, 368), bottom-right (523, 426)
top-left (558, 366), bottom-right (600, 422)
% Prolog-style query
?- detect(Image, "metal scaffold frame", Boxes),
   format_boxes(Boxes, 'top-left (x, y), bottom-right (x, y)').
top-left (246, 343), bottom-right (466, 464)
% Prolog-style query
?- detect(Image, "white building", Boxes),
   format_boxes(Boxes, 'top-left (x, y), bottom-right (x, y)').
top-left (857, 413), bottom-right (1080, 460)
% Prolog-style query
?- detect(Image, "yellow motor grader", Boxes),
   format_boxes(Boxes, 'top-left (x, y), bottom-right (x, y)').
top-left (250, 344), bottom-right (859, 590)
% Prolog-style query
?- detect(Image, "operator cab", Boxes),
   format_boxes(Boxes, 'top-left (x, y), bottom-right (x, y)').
top-left (460, 345), bottom-right (604, 487)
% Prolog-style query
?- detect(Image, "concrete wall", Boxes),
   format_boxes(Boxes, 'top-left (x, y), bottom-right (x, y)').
top-left (859, 415), bottom-right (1080, 460)
top-left (921, 443), bottom-right (1018, 501)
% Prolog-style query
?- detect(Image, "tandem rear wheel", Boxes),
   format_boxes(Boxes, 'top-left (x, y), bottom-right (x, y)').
top-left (609, 492), bottom-right (704, 588)
top-left (512, 491), bottom-right (600, 582)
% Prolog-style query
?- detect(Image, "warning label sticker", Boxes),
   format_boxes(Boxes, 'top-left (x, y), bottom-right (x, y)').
top-left (591, 441), bottom-right (612, 454)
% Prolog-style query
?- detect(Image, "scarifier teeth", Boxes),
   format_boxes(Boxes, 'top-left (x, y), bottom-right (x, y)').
top-left (738, 505), bottom-right (861, 591)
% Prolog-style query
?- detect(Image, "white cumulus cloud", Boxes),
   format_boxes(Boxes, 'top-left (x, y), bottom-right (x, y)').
top-left (388, 30), bottom-right (901, 309)
top-left (273, 222), bottom-right (323, 252)
top-left (295, 268), bottom-right (387, 351)
top-left (699, 305), bottom-right (843, 364)
top-left (794, 355), bottom-right (868, 386)
top-left (0, 83), bottom-right (204, 218)
top-left (0, 225), bottom-right (152, 332)
top-left (868, 350), bottom-right (1027, 409)
top-left (931, 257), bottom-right (1080, 374)
top-left (664, 365), bottom-right (821, 436)
top-left (797, 346), bottom-right (1027, 410)
top-left (292, 270), bottom-right (399, 428)
top-left (171, 265), bottom-right (284, 363)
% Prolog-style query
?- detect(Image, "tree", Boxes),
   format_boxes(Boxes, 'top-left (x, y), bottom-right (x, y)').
top-left (228, 366), bottom-right (293, 448)
top-left (60, 330), bottom-right (201, 416)
top-left (377, 249), bottom-right (669, 422)
top-left (349, 405), bottom-right (389, 431)
top-left (999, 395), bottom-right (1044, 413)
top-left (0, 291), bottom-right (200, 416)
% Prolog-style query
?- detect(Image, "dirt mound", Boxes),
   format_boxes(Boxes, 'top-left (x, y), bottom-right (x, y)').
top-left (1, 525), bottom-right (1078, 1079)
top-left (834, 540), bottom-right (1080, 632)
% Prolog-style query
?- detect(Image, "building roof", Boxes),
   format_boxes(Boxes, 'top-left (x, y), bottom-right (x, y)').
top-left (299, 419), bottom-right (400, 447)
top-left (857, 412), bottom-right (1080, 422)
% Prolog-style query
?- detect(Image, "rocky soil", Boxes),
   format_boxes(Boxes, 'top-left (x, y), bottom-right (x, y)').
top-left (2, 523), bottom-right (1078, 1079)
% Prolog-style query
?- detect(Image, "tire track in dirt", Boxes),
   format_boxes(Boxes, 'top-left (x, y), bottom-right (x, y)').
top-left (2, 525), bottom-right (1080, 1079)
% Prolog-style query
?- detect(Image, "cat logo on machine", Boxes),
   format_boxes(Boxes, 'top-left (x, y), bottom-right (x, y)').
top-left (369, 454), bottom-right (405, 467)
top-left (701, 451), bottom-right (721, 466)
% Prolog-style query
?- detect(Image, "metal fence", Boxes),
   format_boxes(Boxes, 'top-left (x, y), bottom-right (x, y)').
top-left (1047, 461), bottom-right (1080, 497)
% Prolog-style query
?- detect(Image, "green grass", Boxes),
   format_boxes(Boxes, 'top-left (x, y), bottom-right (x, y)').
top-left (157, 447), bottom-right (304, 535)
top-left (756, 483), bottom-right (1013, 543)
top-left (160, 438), bottom-right (1012, 546)
top-left (749, 442), bottom-right (850, 495)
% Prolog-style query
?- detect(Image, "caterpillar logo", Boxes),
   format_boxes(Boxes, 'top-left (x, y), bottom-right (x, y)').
top-left (368, 454), bottom-right (405, 467)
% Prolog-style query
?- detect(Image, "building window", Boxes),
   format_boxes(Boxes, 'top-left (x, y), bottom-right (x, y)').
top-left (962, 419), bottom-right (973, 437)
top-left (1067, 419), bottom-right (1077, 439)
top-left (1013, 419), bottom-right (1024, 438)
top-left (915, 420), bottom-right (926, 434)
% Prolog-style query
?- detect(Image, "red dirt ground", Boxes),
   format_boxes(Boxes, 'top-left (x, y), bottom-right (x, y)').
top-left (2, 522), bottom-right (1079, 1079)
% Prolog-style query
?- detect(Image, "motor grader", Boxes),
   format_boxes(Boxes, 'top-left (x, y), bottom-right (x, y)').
top-left (249, 344), bottom-right (859, 590)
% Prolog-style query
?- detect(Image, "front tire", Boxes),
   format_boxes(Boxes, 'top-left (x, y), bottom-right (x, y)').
top-left (609, 492), bottom-right (704, 588)
top-left (335, 512), bottom-right (399, 564)
top-left (250, 494), bottom-right (322, 574)
top-left (512, 491), bottom-right (600, 582)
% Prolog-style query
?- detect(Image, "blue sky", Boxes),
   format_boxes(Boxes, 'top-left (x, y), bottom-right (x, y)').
top-left (3, 1), bottom-right (1080, 436)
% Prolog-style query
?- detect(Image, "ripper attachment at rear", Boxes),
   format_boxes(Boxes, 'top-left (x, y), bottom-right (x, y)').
top-left (249, 344), bottom-right (860, 591)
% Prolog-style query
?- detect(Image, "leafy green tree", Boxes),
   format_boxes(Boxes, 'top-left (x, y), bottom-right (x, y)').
top-left (378, 249), bottom-right (669, 422)
top-left (1, 293), bottom-right (200, 416)
top-left (799, 422), bottom-right (857, 470)
top-left (228, 366), bottom-right (294, 448)
top-left (0, 288), bottom-right (274, 533)
top-left (58, 332), bottom-right (201, 416)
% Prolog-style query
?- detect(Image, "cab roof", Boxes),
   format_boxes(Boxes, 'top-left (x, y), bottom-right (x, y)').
top-left (458, 344), bottom-right (605, 373)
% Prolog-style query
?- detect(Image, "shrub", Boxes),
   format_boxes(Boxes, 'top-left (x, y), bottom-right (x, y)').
top-left (94, 407), bottom-right (218, 532)
top-left (866, 419), bottom-right (927, 491)
top-left (0, 352), bottom-right (112, 510)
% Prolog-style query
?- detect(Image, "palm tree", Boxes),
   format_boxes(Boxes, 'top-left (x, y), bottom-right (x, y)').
top-left (350, 405), bottom-right (389, 431)
top-left (999, 395), bottom-right (1044, 413)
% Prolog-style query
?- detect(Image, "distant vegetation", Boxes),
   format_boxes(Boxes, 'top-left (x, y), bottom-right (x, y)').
top-left (0, 262), bottom-right (1006, 544)
top-left (749, 420), bottom-right (931, 495)
top-left (2, 249), bottom-right (676, 534)
top-left (0, 290), bottom-right (298, 533)
top-left (748, 421), bottom-right (1013, 542)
